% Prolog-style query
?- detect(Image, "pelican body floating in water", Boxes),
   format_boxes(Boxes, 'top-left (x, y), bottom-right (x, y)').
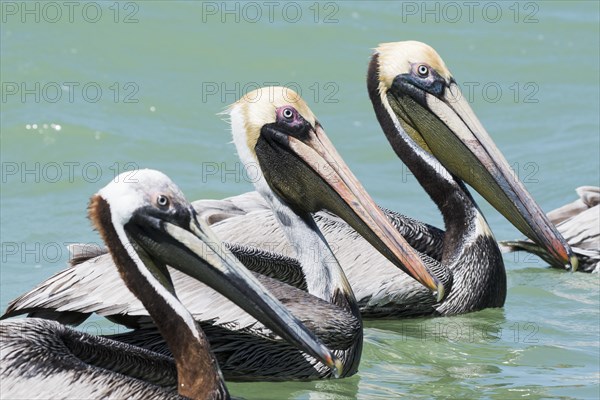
top-left (0, 170), bottom-right (341, 399)
top-left (501, 186), bottom-right (599, 272)
top-left (3, 89), bottom-right (441, 381)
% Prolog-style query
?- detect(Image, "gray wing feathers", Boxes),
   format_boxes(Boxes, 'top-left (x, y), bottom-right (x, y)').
top-left (547, 186), bottom-right (599, 225)
top-left (4, 189), bottom-right (445, 325)
top-left (4, 252), bottom-right (357, 336)
top-left (194, 191), bottom-right (446, 260)
top-left (208, 206), bottom-right (439, 316)
top-left (193, 191), bottom-right (270, 225)
top-left (0, 319), bottom-right (181, 399)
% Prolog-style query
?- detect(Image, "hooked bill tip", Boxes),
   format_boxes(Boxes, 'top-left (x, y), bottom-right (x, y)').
top-left (567, 255), bottom-right (579, 272)
top-left (435, 282), bottom-right (445, 302)
top-left (324, 351), bottom-right (343, 378)
top-left (333, 358), bottom-right (343, 379)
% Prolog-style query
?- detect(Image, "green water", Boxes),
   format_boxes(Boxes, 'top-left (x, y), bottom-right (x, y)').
top-left (1, 1), bottom-right (598, 399)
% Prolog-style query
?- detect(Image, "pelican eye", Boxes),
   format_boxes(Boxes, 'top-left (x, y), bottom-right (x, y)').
top-left (282, 107), bottom-right (294, 120)
top-left (156, 194), bottom-right (169, 208)
top-left (417, 64), bottom-right (429, 77)
top-left (275, 106), bottom-right (306, 131)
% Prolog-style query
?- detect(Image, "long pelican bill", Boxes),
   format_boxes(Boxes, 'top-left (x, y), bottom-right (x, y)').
top-left (377, 41), bottom-right (577, 271)
top-left (122, 206), bottom-right (343, 376)
top-left (258, 116), bottom-right (444, 300)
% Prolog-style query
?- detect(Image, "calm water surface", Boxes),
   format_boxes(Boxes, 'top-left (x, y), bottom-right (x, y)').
top-left (1, 1), bottom-right (598, 399)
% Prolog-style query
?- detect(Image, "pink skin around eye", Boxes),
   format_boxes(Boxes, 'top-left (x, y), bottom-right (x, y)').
top-left (275, 106), bottom-right (304, 129)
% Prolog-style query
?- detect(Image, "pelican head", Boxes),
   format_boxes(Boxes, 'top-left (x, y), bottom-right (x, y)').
top-left (369, 41), bottom-right (576, 271)
top-left (91, 169), bottom-right (342, 377)
top-left (228, 87), bottom-right (445, 300)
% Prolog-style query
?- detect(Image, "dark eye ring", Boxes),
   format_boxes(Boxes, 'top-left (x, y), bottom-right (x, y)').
top-left (156, 194), bottom-right (169, 208)
top-left (417, 64), bottom-right (429, 77)
top-left (282, 107), bottom-right (294, 120)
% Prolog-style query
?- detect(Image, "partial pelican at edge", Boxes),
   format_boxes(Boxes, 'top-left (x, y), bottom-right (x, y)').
top-left (501, 186), bottom-right (599, 272)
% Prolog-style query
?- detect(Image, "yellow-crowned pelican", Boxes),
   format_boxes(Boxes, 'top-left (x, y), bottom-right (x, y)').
top-left (0, 170), bottom-right (341, 399)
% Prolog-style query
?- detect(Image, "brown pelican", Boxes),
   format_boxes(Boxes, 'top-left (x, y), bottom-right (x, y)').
top-left (2, 89), bottom-right (441, 380)
top-left (501, 186), bottom-right (599, 272)
top-left (0, 169), bottom-right (342, 399)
